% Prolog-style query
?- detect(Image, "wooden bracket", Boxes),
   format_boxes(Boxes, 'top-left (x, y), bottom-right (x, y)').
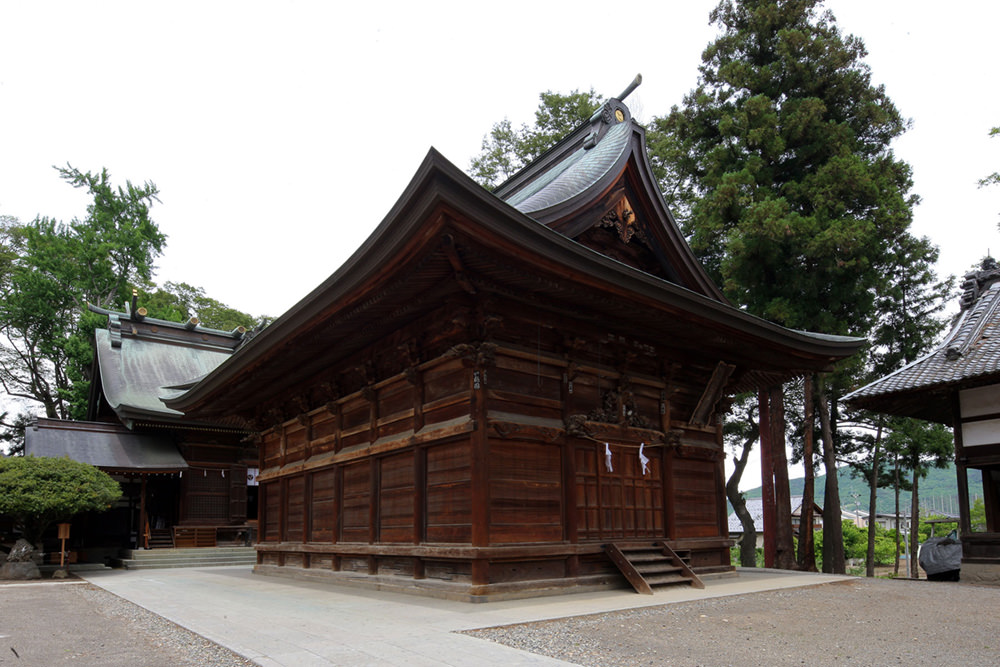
top-left (690, 361), bottom-right (736, 426)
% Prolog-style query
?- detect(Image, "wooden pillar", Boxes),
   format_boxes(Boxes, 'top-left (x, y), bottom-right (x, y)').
top-left (139, 476), bottom-right (148, 549)
top-left (952, 394), bottom-right (973, 536)
top-left (758, 389), bottom-right (776, 568)
top-left (470, 361), bottom-right (489, 549)
top-left (770, 384), bottom-right (795, 570)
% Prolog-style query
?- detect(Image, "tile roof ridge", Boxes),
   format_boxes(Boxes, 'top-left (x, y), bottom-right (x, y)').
top-left (945, 282), bottom-right (1000, 360)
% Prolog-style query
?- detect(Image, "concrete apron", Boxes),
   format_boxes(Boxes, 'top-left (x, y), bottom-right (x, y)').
top-left (83, 566), bottom-right (850, 667)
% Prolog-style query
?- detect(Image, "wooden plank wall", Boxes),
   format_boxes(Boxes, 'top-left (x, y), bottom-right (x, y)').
top-left (254, 339), bottom-right (732, 586)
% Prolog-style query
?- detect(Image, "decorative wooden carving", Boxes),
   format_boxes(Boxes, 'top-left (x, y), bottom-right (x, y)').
top-left (587, 379), bottom-right (652, 429)
top-left (491, 421), bottom-right (561, 442)
top-left (564, 414), bottom-right (593, 438)
top-left (445, 342), bottom-right (497, 367)
top-left (676, 443), bottom-right (724, 462)
top-left (598, 194), bottom-right (646, 245)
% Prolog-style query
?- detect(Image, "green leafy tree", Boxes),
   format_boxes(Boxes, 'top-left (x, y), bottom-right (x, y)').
top-left (649, 0), bottom-right (941, 574)
top-left (469, 89), bottom-right (603, 189)
top-left (981, 126), bottom-right (1000, 191)
top-left (140, 281), bottom-right (268, 331)
top-left (884, 417), bottom-right (953, 577)
top-left (970, 497), bottom-right (987, 531)
top-left (0, 455), bottom-right (121, 547)
top-left (0, 166), bottom-right (165, 421)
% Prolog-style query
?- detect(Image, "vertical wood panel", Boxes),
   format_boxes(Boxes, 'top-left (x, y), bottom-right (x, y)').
top-left (379, 451), bottom-right (416, 543)
top-left (340, 461), bottom-right (371, 543)
top-left (425, 441), bottom-right (472, 543)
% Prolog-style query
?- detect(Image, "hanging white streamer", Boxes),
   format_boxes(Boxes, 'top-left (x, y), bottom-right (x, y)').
top-left (604, 442), bottom-right (614, 472)
top-left (639, 442), bottom-right (649, 475)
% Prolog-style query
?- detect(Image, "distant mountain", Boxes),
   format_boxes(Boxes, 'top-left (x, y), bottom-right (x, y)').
top-left (738, 462), bottom-right (981, 516)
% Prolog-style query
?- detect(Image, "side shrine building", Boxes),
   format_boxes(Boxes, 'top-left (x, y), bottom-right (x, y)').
top-left (30, 91), bottom-right (863, 599)
top-left (847, 259), bottom-right (1000, 586)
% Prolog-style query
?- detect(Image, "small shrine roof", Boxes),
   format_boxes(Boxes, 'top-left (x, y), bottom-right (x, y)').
top-left (845, 261), bottom-right (1000, 423)
top-left (25, 418), bottom-right (189, 472)
top-left (87, 303), bottom-right (247, 426)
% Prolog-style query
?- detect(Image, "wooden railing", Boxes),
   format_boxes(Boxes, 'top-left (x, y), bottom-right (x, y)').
top-left (173, 526), bottom-right (218, 548)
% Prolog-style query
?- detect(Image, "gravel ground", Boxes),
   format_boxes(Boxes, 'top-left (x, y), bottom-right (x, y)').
top-left (465, 578), bottom-right (1000, 667)
top-left (0, 580), bottom-right (253, 666)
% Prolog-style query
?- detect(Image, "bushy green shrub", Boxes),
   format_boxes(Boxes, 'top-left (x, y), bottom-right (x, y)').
top-left (0, 456), bottom-right (120, 547)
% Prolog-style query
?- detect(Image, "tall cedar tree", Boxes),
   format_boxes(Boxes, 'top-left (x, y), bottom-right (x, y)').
top-left (649, 0), bottom-right (932, 573)
top-left (0, 166), bottom-right (165, 421)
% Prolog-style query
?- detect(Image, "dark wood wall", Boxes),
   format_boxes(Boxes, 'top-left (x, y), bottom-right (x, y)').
top-left (252, 301), bottom-right (735, 592)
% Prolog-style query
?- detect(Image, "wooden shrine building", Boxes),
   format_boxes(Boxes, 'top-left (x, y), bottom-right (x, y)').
top-left (24, 301), bottom-right (258, 559)
top-left (156, 92), bottom-right (863, 600)
top-left (847, 259), bottom-right (1000, 585)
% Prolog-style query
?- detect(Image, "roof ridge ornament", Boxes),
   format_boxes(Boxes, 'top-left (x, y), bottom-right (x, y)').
top-left (960, 256), bottom-right (1000, 310)
top-left (616, 73), bottom-right (642, 102)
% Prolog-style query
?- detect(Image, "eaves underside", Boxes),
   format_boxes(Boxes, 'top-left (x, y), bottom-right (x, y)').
top-left (165, 152), bottom-right (862, 417)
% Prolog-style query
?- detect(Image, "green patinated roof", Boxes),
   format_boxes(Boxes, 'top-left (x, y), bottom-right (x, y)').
top-left (88, 306), bottom-right (247, 425)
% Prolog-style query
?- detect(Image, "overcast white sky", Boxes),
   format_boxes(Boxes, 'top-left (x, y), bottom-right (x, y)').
top-left (2, 1), bottom-right (999, 485)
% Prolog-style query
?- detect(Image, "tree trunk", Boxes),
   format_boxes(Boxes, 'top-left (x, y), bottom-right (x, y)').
top-left (893, 453), bottom-right (901, 577)
top-left (865, 423), bottom-right (883, 577)
top-left (797, 375), bottom-right (816, 571)
top-left (758, 389), bottom-right (776, 568)
top-left (910, 472), bottom-right (920, 578)
top-left (725, 432), bottom-right (758, 567)
top-left (817, 382), bottom-right (846, 574)
top-left (769, 385), bottom-right (796, 570)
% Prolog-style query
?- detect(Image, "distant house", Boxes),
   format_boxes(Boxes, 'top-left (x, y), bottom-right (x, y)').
top-left (848, 510), bottom-right (913, 533)
top-left (728, 496), bottom-right (823, 548)
top-left (847, 258), bottom-right (1000, 585)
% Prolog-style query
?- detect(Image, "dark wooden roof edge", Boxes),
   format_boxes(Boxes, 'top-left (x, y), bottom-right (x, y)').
top-left (88, 303), bottom-right (248, 340)
top-left (165, 149), bottom-right (865, 415)
top-left (626, 125), bottom-right (725, 301)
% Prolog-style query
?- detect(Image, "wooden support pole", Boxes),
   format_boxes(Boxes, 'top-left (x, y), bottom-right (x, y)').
top-left (139, 476), bottom-right (148, 550)
top-left (770, 384), bottom-right (795, 570)
top-left (758, 389), bottom-right (776, 568)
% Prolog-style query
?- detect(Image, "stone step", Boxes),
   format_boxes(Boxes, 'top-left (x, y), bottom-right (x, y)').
top-left (123, 547), bottom-right (255, 559)
top-left (121, 557), bottom-right (255, 570)
top-left (118, 546), bottom-right (256, 570)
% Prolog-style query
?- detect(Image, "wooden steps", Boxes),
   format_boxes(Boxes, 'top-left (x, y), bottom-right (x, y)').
top-left (147, 528), bottom-right (174, 549)
top-left (605, 541), bottom-right (705, 594)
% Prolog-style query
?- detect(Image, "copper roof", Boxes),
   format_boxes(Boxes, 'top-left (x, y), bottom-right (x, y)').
top-left (25, 418), bottom-right (188, 472)
top-left (88, 305), bottom-right (246, 426)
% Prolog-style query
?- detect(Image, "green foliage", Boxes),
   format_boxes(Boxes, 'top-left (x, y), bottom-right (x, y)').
top-left (980, 126), bottom-right (1000, 190)
top-left (970, 497), bottom-right (987, 532)
top-left (884, 417), bottom-right (953, 483)
top-left (649, 0), bottom-right (919, 337)
top-left (140, 281), bottom-right (266, 331)
top-left (814, 520), bottom-right (896, 567)
top-left (0, 166), bottom-right (165, 420)
top-left (469, 89), bottom-right (603, 189)
top-left (918, 514), bottom-right (958, 542)
top-left (0, 455), bottom-right (121, 546)
top-left (741, 461), bottom-right (976, 511)
top-left (649, 0), bottom-right (953, 573)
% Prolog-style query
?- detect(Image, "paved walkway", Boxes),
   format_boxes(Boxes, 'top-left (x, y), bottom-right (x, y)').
top-left (82, 567), bottom-right (848, 666)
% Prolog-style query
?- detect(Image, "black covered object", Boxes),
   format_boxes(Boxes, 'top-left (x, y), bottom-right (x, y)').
top-left (919, 535), bottom-right (962, 580)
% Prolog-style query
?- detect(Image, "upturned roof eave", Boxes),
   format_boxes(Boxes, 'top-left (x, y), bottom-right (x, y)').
top-left (165, 149), bottom-right (865, 416)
